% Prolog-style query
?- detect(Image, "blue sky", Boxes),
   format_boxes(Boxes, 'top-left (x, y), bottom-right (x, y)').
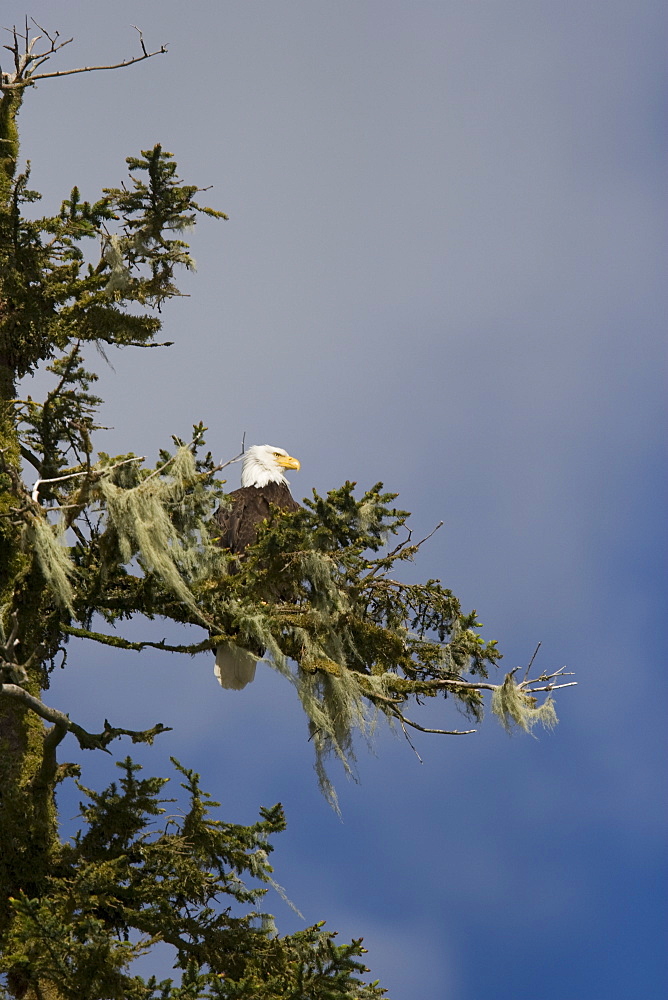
top-left (12, 2), bottom-right (667, 997)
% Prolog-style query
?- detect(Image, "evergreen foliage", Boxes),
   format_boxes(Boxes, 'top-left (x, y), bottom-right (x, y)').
top-left (0, 25), bottom-right (573, 998)
top-left (0, 758), bottom-right (385, 1000)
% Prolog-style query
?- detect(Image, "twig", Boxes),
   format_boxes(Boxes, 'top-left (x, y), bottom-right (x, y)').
top-left (214, 449), bottom-right (245, 475)
top-left (399, 718), bottom-right (424, 762)
top-left (523, 641), bottom-right (542, 683)
top-left (413, 520), bottom-right (444, 551)
top-left (212, 433), bottom-right (246, 475)
top-left (520, 681), bottom-right (577, 693)
top-left (131, 25), bottom-right (148, 58)
top-left (46, 339), bottom-right (82, 404)
top-left (364, 531), bottom-right (413, 578)
top-left (391, 707), bottom-right (476, 736)
top-left (364, 521), bottom-right (444, 580)
top-left (537, 665), bottom-right (570, 681)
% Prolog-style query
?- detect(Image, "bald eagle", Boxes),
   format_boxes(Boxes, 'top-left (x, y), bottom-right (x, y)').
top-left (213, 445), bottom-right (301, 689)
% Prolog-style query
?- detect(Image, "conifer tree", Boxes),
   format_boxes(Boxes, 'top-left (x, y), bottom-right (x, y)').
top-left (0, 24), bottom-right (575, 999)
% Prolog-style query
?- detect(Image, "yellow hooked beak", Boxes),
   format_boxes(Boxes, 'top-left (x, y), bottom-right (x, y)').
top-left (276, 453), bottom-right (301, 471)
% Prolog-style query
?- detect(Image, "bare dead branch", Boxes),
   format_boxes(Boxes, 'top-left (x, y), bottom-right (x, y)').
top-left (391, 707), bottom-right (476, 736)
top-left (415, 670), bottom-right (577, 698)
top-left (25, 45), bottom-right (167, 84)
top-left (522, 665), bottom-right (576, 692)
top-left (31, 455), bottom-right (145, 503)
top-left (0, 22), bottom-right (166, 92)
top-left (520, 680), bottom-right (578, 693)
top-left (0, 682), bottom-right (171, 752)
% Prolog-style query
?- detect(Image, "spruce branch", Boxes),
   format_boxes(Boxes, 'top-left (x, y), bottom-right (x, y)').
top-left (142, 428), bottom-right (206, 483)
top-left (62, 624), bottom-right (221, 656)
top-left (354, 682), bottom-right (403, 706)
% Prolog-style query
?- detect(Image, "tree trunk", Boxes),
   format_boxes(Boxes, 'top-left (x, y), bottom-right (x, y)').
top-left (0, 86), bottom-right (62, 1000)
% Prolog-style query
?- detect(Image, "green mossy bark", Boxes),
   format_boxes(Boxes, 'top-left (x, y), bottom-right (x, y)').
top-left (0, 423), bottom-right (61, 983)
top-left (0, 86), bottom-right (61, 999)
top-left (0, 89), bottom-right (21, 207)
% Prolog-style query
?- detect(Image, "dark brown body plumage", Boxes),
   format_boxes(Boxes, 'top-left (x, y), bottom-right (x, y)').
top-left (214, 481), bottom-right (301, 554)
top-left (213, 447), bottom-right (301, 690)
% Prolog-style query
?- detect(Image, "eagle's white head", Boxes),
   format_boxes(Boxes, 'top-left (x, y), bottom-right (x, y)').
top-left (241, 445), bottom-right (301, 488)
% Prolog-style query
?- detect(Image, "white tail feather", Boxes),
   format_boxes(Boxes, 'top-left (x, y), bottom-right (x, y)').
top-left (214, 642), bottom-right (258, 690)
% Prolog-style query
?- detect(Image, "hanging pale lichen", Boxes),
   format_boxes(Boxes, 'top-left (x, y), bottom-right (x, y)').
top-left (23, 515), bottom-right (76, 611)
top-left (491, 672), bottom-right (558, 733)
top-left (98, 446), bottom-right (209, 614)
top-left (102, 235), bottom-right (132, 293)
top-left (296, 550), bottom-right (348, 612)
top-left (297, 659), bottom-right (377, 812)
top-left (226, 601), bottom-right (283, 662)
